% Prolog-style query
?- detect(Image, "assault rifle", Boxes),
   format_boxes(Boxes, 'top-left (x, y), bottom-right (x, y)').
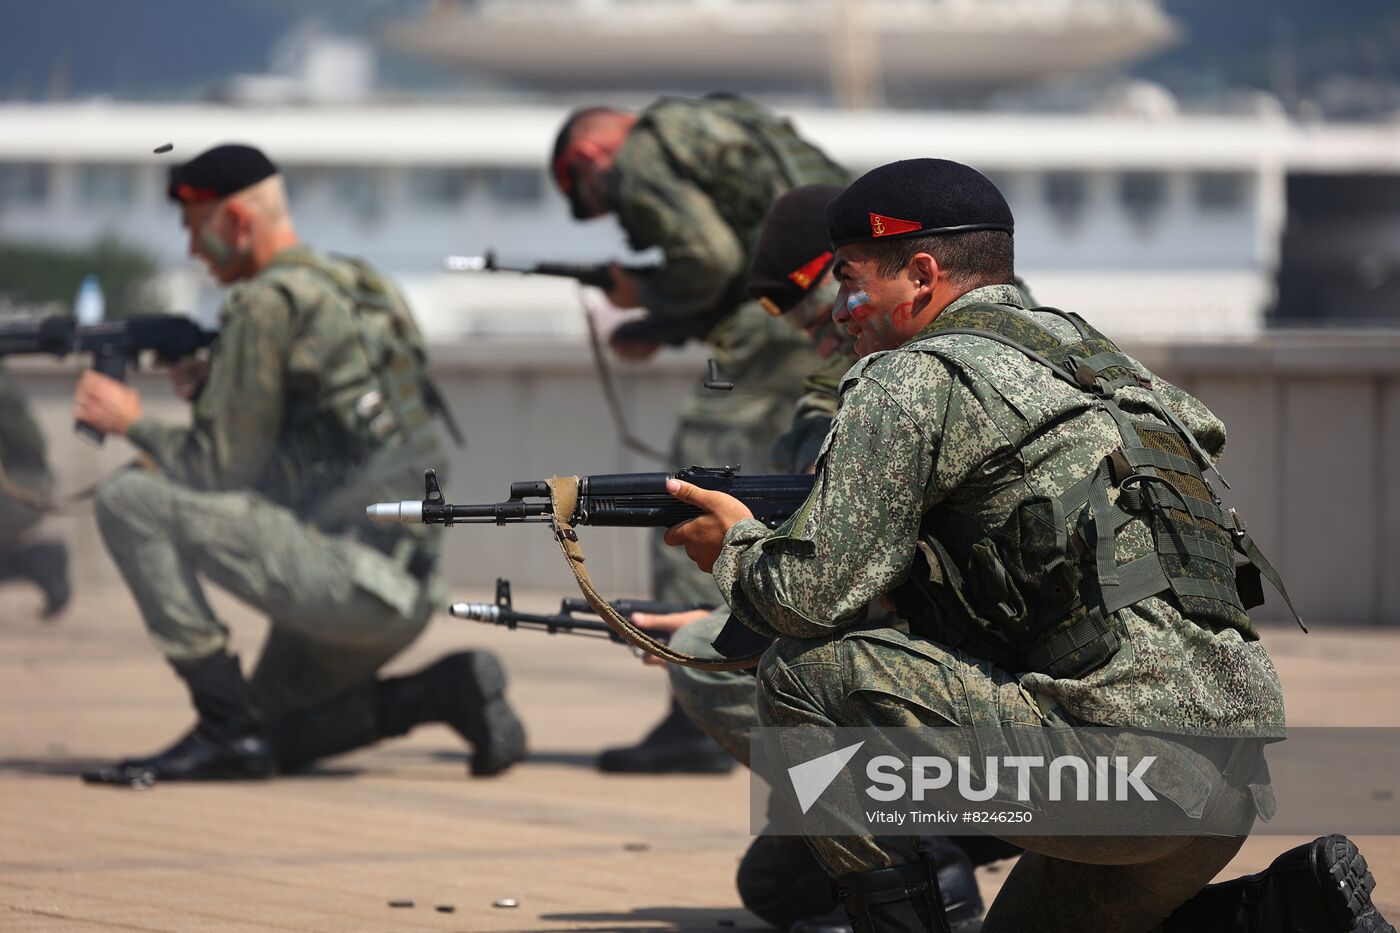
top-left (0, 314), bottom-right (218, 443)
top-left (443, 250), bottom-right (659, 291)
top-left (450, 578), bottom-right (711, 645)
top-left (442, 250), bottom-right (715, 349)
top-left (366, 466), bottom-right (813, 530)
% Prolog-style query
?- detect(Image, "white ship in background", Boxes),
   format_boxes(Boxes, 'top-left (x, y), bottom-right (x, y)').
top-left (0, 0), bottom-right (1397, 341)
top-left (383, 0), bottom-right (1177, 102)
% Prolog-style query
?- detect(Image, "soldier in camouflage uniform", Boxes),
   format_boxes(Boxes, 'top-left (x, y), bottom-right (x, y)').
top-left (657, 185), bottom-right (1006, 932)
top-left (76, 145), bottom-right (525, 785)
top-left (0, 364), bottom-right (70, 617)
top-left (663, 160), bottom-right (1393, 933)
top-left (550, 95), bottom-right (849, 772)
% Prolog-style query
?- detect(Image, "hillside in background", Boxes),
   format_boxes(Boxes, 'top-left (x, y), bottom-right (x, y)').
top-left (1141, 0), bottom-right (1400, 117)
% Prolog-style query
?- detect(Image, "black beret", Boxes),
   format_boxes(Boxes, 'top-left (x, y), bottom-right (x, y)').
top-left (167, 144), bottom-right (278, 204)
top-left (826, 158), bottom-right (1013, 248)
top-left (747, 184), bottom-right (844, 314)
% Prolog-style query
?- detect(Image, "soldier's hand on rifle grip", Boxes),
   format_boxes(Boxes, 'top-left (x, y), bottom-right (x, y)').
top-left (662, 478), bottom-right (754, 573)
top-left (632, 608), bottom-right (716, 666)
top-left (73, 370), bottom-right (143, 437)
top-left (166, 352), bottom-right (211, 402)
top-left (605, 261), bottom-right (643, 310)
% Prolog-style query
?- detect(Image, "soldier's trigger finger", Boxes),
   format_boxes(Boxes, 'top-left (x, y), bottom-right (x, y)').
top-left (663, 519), bottom-right (698, 548)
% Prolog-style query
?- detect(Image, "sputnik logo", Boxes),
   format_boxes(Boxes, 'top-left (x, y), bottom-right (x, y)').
top-left (787, 741), bottom-right (865, 814)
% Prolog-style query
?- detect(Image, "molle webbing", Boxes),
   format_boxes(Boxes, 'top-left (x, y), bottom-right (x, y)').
top-left (902, 302), bottom-right (1302, 676)
top-left (265, 253), bottom-right (435, 445)
top-left (713, 97), bottom-right (845, 189)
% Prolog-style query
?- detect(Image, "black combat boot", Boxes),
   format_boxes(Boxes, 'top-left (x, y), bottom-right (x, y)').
top-left (0, 540), bottom-right (71, 619)
top-left (1166, 835), bottom-right (1395, 933)
top-left (375, 651), bottom-right (527, 776)
top-left (918, 837), bottom-right (985, 931)
top-left (785, 841), bottom-right (983, 933)
top-left (82, 652), bottom-right (274, 786)
top-left (597, 698), bottom-right (734, 774)
top-left (836, 856), bottom-right (954, 933)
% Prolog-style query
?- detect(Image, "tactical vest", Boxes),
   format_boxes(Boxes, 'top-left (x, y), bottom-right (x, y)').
top-left (263, 251), bottom-right (436, 455)
top-left (701, 95), bottom-right (849, 197)
top-left (890, 302), bottom-right (1302, 681)
top-left (259, 251), bottom-right (447, 548)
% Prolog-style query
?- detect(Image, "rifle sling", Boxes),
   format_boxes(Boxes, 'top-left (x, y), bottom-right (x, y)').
top-left (545, 475), bottom-right (762, 671)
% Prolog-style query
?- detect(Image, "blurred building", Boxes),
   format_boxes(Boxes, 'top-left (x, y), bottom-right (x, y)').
top-left (2, 99), bottom-right (1400, 339)
top-left (1, 3), bottom-right (1397, 622)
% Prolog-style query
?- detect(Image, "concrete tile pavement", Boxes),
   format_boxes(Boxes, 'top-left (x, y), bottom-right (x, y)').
top-left (1, 582), bottom-right (1397, 930)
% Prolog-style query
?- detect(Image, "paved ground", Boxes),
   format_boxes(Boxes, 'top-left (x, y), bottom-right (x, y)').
top-left (2, 581), bottom-right (1398, 932)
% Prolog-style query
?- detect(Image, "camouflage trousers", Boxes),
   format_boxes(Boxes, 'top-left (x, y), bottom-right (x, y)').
top-left (756, 625), bottom-right (1259, 933)
top-left (669, 609), bottom-right (762, 765)
top-left (94, 467), bottom-right (432, 722)
top-left (651, 303), bottom-right (821, 604)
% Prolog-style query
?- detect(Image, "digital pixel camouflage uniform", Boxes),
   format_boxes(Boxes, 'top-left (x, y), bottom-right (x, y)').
top-left (608, 96), bottom-right (849, 604)
top-left (96, 245), bottom-right (445, 734)
top-left (671, 278), bottom-right (1041, 763)
top-left (711, 285), bottom-right (1286, 933)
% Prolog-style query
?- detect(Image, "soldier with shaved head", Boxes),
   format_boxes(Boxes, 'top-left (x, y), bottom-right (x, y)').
top-left (77, 144), bottom-right (525, 786)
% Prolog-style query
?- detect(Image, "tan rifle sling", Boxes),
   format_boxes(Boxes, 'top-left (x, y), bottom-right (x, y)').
top-left (544, 475), bottom-right (762, 671)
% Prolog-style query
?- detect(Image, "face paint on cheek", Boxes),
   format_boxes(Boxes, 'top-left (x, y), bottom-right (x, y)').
top-left (845, 290), bottom-right (876, 321)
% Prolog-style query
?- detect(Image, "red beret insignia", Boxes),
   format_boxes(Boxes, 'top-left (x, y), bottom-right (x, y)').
top-left (869, 213), bottom-right (922, 238)
top-left (788, 251), bottom-right (833, 290)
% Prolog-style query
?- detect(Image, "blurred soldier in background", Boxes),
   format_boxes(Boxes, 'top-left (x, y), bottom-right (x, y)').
top-left (550, 94), bottom-right (849, 773)
top-left (77, 144), bottom-right (525, 785)
top-left (0, 364), bottom-right (70, 618)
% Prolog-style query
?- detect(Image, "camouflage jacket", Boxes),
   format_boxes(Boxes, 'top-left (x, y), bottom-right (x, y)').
top-left (126, 246), bottom-right (444, 540)
top-left (768, 279), bottom-right (1038, 474)
top-left (714, 285), bottom-right (1286, 735)
top-left (609, 96), bottom-right (849, 344)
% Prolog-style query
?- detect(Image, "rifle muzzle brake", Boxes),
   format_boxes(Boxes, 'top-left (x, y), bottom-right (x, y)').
top-left (449, 602), bottom-right (497, 621)
top-left (366, 500), bottom-right (424, 524)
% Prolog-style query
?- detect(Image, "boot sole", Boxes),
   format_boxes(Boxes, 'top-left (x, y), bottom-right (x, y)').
top-left (1314, 835), bottom-right (1396, 933)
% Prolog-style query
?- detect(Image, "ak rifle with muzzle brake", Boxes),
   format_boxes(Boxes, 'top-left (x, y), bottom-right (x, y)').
top-left (443, 250), bottom-right (658, 291)
top-left (0, 314), bottom-right (218, 443)
top-left (367, 467), bottom-right (801, 671)
top-left (442, 250), bottom-right (701, 347)
top-left (365, 466), bottom-right (813, 529)
top-left (450, 577), bottom-right (712, 647)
